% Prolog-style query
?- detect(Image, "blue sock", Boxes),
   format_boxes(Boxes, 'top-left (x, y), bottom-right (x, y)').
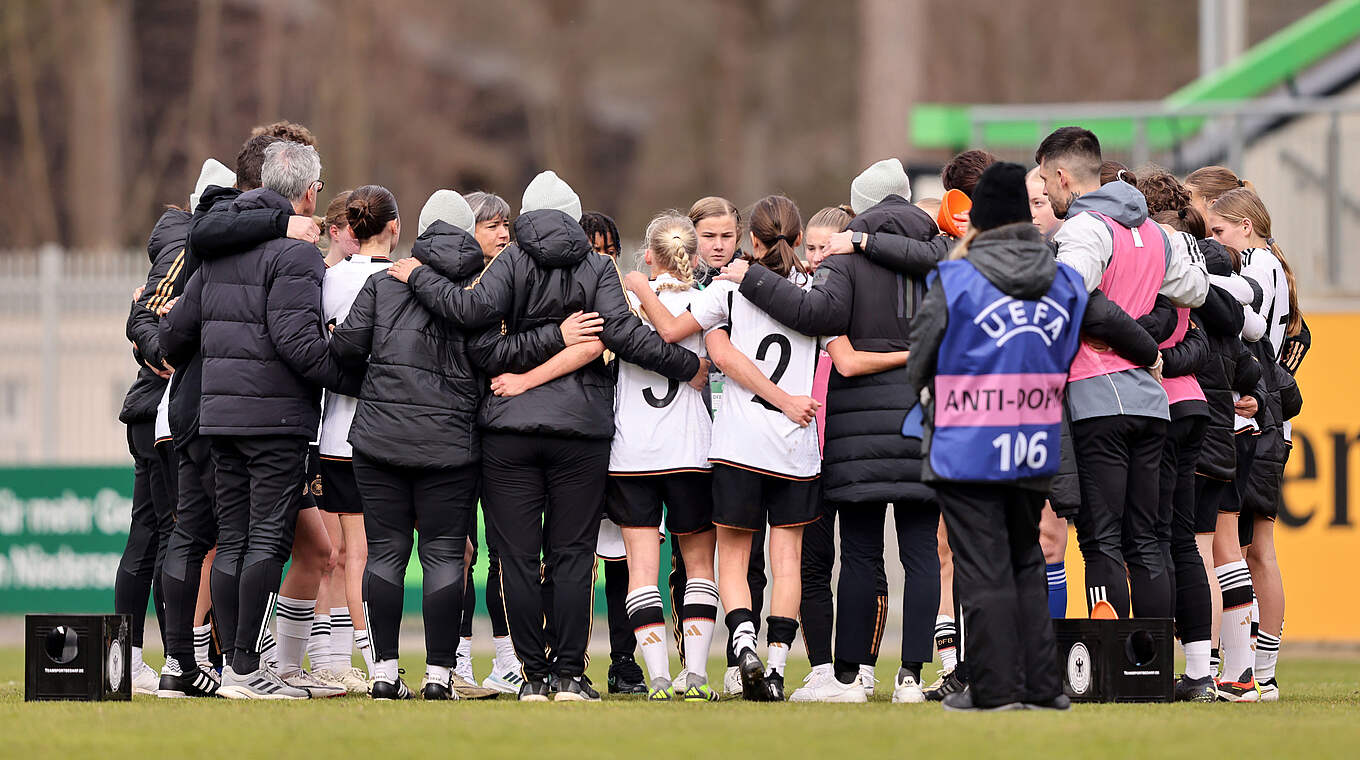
top-left (1046, 562), bottom-right (1067, 618)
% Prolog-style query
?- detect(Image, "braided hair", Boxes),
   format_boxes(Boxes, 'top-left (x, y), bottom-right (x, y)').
top-left (643, 212), bottom-right (697, 292)
top-left (581, 211), bottom-right (621, 258)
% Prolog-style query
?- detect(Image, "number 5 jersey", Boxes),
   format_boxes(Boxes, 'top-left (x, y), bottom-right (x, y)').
top-left (610, 274), bottom-right (713, 474)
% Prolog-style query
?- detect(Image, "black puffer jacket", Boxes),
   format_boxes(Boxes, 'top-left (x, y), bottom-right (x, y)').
top-left (1194, 240), bottom-right (1262, 481)
top-left (330, 222), bottom-right (562, 469)
top-left (405, 209), bottom-right (700, 440)
top-left (119, 208), bottom-right (190, 424)
top-left (194, 188), bottom-right (354, 437)
top-left (736, 199), bottom-right (936, 504)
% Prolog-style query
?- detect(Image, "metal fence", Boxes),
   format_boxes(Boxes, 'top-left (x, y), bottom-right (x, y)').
top-left (0, 246), bottom-right (147, 465)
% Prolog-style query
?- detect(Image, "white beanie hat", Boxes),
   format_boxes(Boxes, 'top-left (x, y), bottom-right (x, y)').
top-left (850, 157), bottom-right (910, 214)
top-left (520, 170), bottom-right (582, 222)
top-left (189, 158), bottom-right (236, 212)
top-left (418, 189), bottom-right (476, 235)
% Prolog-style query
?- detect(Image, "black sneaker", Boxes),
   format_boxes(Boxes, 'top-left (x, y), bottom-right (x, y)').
top-left (1024, 693), bottom-right (1071, 711)
top-left (156, 666), bottom-right (221, 698)
top-left (1174, 674), bottom-right (1217, 703)
top-left (518, 677), bottom-right (552, 702)
top-left (924, 667), bottom-right (965, 702)
top-left (554, 675), bottom-right (601, 702)
top-left (763, 672), bottom-right (786, 702)
top-left (736, 648), bottom-right (767, 702)
top-left (421, 677), bottom-right (456, 700)
top-left (941, 689), bottom-right (1023, 712)
top-left (371, 676), bottom-right (414, 700)
top-left (607, 655), bottom-right (648, 694)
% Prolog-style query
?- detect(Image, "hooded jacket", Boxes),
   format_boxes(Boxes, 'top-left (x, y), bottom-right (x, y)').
top-left (404, 209), bottom-right (700, 439)
top-left (119, 208), bottom-right (191, 425)
top-left (191, 188), bottom-right (354, 437)
top-left (329, 222), bottom-right (554, 468)
top-left (736, 198), bottom-right (937, 504)
top-left (906, 223), bottom-right (1091, 492)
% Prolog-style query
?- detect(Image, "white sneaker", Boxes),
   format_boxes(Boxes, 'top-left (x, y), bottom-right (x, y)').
top-left (132, 659), bottom-right (159, 696)
top-left (859, 664), bottom-right (878, 697)
top-left (218, 665), bottom-right (310, 700)
top-left (455, 638), bottom-right (475, 684)
top-left (481, 658), bottom-right (526, 695)
top-left (788, 664), bottom-right (867, 703)
top-left (278, 667), bottom-right (346, 698)
top-left (892, 670), bottom-right (926, 704)
top-left (1258, 678), bottom-right (1280, 702)
top-left (316, 667), bottom-right (370, 694)
top-left (723, 666), bottom-right (742, 697)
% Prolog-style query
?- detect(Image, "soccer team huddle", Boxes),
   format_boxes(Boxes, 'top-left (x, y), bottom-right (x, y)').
top-left (113, 118), bottom-right (1305, 710)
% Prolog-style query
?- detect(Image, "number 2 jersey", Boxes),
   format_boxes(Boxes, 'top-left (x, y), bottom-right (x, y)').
top-left (609, 274), bottom-right (712, 474)
top-left (690, 277), bottom-right (821, 479)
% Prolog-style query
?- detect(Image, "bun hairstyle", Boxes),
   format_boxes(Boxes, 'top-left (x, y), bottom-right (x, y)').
top-left (1151, 207), bottom-right (1207, 240)
top-left (345, 184), bottom-right (398, 241)
top-left (748, 195), bottom-right (807, 280)
top-left (1186, 165), bottom-right (1254, 204)
top-left (807, 205), bottom-right (854, 233)
top-left (644, 211), bottom-right (698, 292)
top-left (1210, 188), bottom-right (1302, 336)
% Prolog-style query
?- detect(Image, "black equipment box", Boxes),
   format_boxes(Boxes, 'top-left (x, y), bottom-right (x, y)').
top-left (25, 614), bottom-right (132, 701)
top-left (1053, 617), bottom-right (1175, 702)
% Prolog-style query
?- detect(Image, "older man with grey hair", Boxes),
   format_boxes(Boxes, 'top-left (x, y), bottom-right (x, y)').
top-left (182, 139), bottom-right (357, 699)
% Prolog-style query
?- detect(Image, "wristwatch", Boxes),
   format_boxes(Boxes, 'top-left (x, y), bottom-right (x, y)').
top-left (851, 231), bottom-right (866, 252)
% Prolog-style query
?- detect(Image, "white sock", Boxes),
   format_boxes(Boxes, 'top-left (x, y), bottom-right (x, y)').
top-left (1256, 631), bottom-right (1281, 682)
top-left (1184, 639), bottom-right (1212, 680)
top-left (374, 658), bottom-right (398, 683)
top-left (356, 628), bottom-right (378, 674)
top-left (1216, 561), bottom-right (1255, 683)
top-left (767, 641), bottom-right (790, 677)
top-left (132, 646), bottom-right (145, 669)
top-left (274, 596), bottom-right (315, 675)
top-left (627, 586), bottom-right (671, 682)
top-left (682, 578), bottom-right (719, 683)
top-left (426, 664), bottom-right (451, 686)
top-left (306, 613), bottom-right (331, 671)
top-left (192, 624), bottom-right (212, 669)
top-left (731, 620), bottom-right (757, 658)
top-left (493, 635), bottom-right (518, 665)
top-left (162, 657), bottom-right (183, 676)
top-left (456, 637), bottom-right (473, 677)
top-left (329, 608), bottom-right (354, 670)
top-left (935, 615), bottom-right (958, 672)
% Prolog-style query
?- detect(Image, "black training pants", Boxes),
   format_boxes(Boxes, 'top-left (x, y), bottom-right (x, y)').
top-left (835, 501), bottom-right (937, 668)
top-left (938, 482), bottom-right (1059, 707)
top-left (1072, 414), bottom-right (1171, 619)
top-left (161, 433), bottom-right (218, 670)
top-left (354, 453), bottom-right (476, 668)
top-left (210, 435), bottom-right (308, 673)
top-left (481, 432), bottom-right (610, 680)
top-left (1159, 414), bottom-right (1212, 644)
top-left (116, 422), bottom-right (174, 649)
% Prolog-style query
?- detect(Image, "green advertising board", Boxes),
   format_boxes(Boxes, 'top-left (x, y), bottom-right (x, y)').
top-left (0, 467), bottom-right (654, 618)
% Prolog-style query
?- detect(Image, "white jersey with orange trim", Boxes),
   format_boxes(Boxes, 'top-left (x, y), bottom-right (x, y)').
top-left (318, 254), bottom-right (390, 458)
top-left (689, 277), bottom-right (821, 479)
top-left (609, 274), bottom-right (712, 474)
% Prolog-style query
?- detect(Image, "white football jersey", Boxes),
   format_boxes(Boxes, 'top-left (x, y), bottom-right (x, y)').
top-left (610, 274), bottom-right (712, 474)
top-left (319, 254), bottom-right (389, 458)
top-left (690, 278), bottom-right (821, 479)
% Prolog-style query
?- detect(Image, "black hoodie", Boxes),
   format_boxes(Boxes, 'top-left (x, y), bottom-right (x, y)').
top-left (119, 207), bottom-right (191, 424)
top-left (404, 209), bottom-right (700, 440)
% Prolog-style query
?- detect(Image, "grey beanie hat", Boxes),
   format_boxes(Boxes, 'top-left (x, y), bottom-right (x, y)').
top-left (418, 189), bottom-right (476, 235)
top-left (189, 158), bottom-right (236, 212)
top-left (520, 170), bottom-right (582, 222)
top-left (850, 157), bottom-right (911, 214)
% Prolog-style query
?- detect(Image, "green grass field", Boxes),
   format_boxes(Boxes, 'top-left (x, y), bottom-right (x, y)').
top-left (3, 649), bottom-right (1359, 759)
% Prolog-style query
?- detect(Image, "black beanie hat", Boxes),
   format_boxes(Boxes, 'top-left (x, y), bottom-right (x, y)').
top-left (968, 162), bottom-right (1032, 232)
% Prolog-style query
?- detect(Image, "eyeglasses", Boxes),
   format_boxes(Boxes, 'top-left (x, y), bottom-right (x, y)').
top-left (312, 179), bottom-right (325, 193)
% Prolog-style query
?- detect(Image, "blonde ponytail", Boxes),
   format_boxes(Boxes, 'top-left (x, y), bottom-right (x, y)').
top-left (644, 211), bottom-right (698, 292)
top-left (1211, 187), bottom-right (1302, 336)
